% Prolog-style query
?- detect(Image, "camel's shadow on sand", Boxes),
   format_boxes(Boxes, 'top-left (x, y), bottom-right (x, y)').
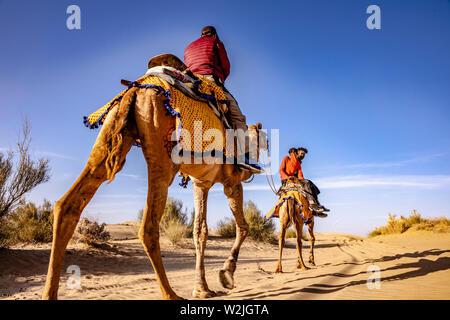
top-left (242, 249), bottom-right (450, 299)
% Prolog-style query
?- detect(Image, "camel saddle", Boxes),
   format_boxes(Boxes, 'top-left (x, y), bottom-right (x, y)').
top-left (147, 53), bottom-right (188, 72)
top-left (147, 53), bottom-right (198, 82)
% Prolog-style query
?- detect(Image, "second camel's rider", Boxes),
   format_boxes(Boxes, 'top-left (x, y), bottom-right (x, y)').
top-left (184, 26), bottom-right (263, 173)
top-left (279, 147), bottom-right (330, 218)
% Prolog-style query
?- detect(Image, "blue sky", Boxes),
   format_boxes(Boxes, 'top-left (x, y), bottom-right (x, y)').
top-left (1, 0), bottom-right (449, 236)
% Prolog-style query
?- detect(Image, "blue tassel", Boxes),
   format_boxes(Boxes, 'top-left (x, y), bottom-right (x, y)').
top-left (179, 175), bottom-right (190, 188)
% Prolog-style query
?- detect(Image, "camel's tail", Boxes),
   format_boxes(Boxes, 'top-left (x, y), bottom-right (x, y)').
top-left (286, 198), bottom-right (296, 226)
top-left (104, 87), bottom-right (137, 183)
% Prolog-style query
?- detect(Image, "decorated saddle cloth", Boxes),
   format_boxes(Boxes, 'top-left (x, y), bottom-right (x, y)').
top-left (84, 70), bottom-right (233, 158)
top-left (265, 189), bottom-right (310, 221)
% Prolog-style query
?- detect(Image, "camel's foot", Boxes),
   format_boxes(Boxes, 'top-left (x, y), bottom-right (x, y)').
top-left (218, 269), bottom-right (234, 289)
top-left (42, 286), bottom-right (57, 300)
top-left (192, 287), bottom-right (217, 299)
top-left (309, 256), bottom-right (316, 266)
top-left (275, 266), bottom-right (283, 273)
top-left (297, 262), bottom-right (310, 271)
top-left (163, 293), bottom-right (185, 300)
top-left (42, 293), bottom-right (56, 300)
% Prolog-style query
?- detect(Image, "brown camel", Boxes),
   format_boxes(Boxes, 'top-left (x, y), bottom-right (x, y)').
top-left (274, 177), bottom-right (315, 273)
top-left (42, 84), bottom-right (267, 300)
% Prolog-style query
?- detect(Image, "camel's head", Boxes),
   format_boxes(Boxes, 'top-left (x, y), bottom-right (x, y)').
top-left (248, 122), bottom-right (268, 162)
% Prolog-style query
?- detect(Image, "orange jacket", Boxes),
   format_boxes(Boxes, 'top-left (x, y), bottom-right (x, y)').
top-left (279, 155), bottom-right (304, 181)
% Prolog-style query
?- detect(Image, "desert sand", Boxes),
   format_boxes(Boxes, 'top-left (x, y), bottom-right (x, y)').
top-left (1, 224), bottom-right (449, 300)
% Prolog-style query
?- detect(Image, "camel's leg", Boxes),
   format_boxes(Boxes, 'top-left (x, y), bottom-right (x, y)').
top-left (138, 164), bottom-right (179, 300)
top-left (308, 219), bottom-right (316, 266)
top-left (219, 183), bottom-right (248, 289)
top-left (191, 182), bottom-right (215, 298)
top-left (43, 106), bottom-right (136, 300)
top-left (294, 214), bottom-right (309, 271)
top-left (134, 88), bottom-right (181, 300)
top-left (275, 203), bottom-right (290, 273)
top-left (275, 223), bottom-right (287, 273)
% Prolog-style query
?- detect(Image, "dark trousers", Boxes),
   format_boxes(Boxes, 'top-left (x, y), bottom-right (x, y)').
top-left (281, 179), bottom-right (321, 205)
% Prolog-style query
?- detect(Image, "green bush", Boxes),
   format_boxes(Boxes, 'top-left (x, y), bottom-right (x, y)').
top-left (217, 200), bottom-right (277, 243)
top-left (0, 199), bottom-right (53, 246)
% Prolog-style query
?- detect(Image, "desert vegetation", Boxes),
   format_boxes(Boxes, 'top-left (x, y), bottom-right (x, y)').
top-left (72, 217), bottom-right (111, 247)
top-left (284, 227), bottom-right (308, 240)
top-left (0, 119), bottom-right (111, 248)
top-left (0, 120), bottom-right (51, 247)
top-left (0, 200), bottom-right (53, 246)
top-left (369, 210), bottom-right (450, 237)
top-left (137, 196), bottom-right (193, 246)
top-left (217, 200), bottom-right (277, 244)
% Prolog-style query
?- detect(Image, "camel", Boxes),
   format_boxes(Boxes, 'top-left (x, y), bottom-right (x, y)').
top-left (42, 74), bottom-right (268, 300)
top-left (274, 177), bottom-right (315, 273)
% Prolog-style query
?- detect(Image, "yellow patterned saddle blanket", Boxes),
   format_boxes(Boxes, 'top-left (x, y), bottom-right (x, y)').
top-left (84, 73), bottom-right (232, 157)
top-left (265, 190), bottom-right (311, 224)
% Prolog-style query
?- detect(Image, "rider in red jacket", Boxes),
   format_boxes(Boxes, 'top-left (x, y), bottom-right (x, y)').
top-left (184, 29), bottom-right (230, 84)
top-left (184, 26), bottom-right (262, 173)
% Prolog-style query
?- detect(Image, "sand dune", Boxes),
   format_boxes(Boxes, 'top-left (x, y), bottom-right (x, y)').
top-left (1, 224), bottom-right (449, 300)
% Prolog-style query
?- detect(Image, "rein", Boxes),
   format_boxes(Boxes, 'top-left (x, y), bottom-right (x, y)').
top-left (260, 134), bottom-right (278, 195)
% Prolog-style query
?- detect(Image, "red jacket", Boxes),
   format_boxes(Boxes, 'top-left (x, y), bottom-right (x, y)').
top-left (279, 156), bottom-right (304, 181)
top-left (184, 35), bottom-right (230, 83)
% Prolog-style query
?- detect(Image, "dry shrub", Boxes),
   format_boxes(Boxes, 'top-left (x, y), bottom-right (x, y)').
top-left (164, 219), bottom-right (188, 246)
top-left (410, 216), bottom-right (450, 233)
top-left (216, 217), bottom-right (236, 238)
top-left (217, 200), bottom-right (277, 244)
top-left (74, 217), bottom-right (110, 247)
top-left (369, 210), bottom-right (450, 237)
top-left (0, 200), bottom-right (53, 247)
top-left (136, 197), bottom-right (192, 245)
top-left (284, 228), bottom-right (308, 240)
top-left (0, 119), bottom-right (50, 219)
top-left (284, 228), bottom-right (297, 239)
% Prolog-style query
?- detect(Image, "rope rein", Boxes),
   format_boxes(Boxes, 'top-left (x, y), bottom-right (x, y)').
top-left (260, 134), bottom-right (278, 195)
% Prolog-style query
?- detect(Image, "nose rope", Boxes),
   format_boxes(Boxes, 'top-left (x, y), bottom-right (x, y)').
top-left (260, 135), bottom-right (278, 195)
top-left (261, 149), bottom-right (278, 195)
top-left (266, 138), bottom-right (278, 195)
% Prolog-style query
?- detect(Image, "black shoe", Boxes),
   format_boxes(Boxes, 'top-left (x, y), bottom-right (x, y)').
top-left (321, 206), bottom-right (330, 212)
top-left (237, 162), bottom-right (264, 174)
top-left (309, 203), bottom-right (324, 212)
top-left (312, 212), bottom-right (328, 218)
top-left (237, 156), bottom-right (264, 174)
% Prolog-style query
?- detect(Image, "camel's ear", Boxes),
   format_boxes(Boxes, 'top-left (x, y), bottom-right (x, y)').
top-left (256, 122), bottom-right (262, 130)
top-left (121, 79), bottom-right (132, 87)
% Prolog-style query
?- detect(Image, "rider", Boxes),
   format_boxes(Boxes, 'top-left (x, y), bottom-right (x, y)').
top-left (279, 147), bottom-right (329, 217)
top-left (279, 147), bottom-right (303, 186)
top-left (184, 26), bottom-right (263, 173)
